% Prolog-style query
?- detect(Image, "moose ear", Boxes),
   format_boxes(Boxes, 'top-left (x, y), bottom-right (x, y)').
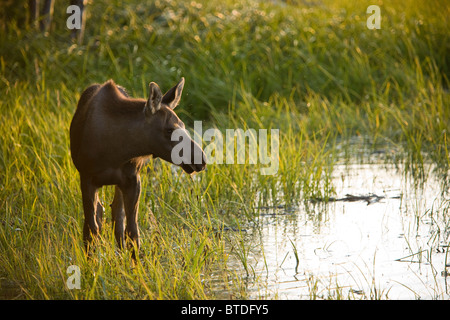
top-left (161, 77), bottom-right (185, 110)
top-left (145, 82), bottom-right (162, 115)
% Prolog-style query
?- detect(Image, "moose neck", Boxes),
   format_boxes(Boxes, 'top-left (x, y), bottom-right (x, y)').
top-left (115, 99), bottom-right (155, 163)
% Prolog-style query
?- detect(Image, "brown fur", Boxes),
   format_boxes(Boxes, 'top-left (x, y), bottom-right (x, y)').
top-left (70, 78), bottom-right (206, 258)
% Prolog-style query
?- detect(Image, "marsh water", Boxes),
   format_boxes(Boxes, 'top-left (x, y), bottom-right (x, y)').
top-left (212, 161), bottom-right (450, 299)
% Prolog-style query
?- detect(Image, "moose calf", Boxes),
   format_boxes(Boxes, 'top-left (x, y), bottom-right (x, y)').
top-left (70, 78), bottom-right (206, 258)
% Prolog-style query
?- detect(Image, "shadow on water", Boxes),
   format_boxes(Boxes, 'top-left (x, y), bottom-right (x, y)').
top-left (209, 160), bottom-right (450, 299)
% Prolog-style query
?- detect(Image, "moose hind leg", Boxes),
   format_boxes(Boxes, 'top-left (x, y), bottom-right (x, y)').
top-left (111, 186), bottom-right (125, 250)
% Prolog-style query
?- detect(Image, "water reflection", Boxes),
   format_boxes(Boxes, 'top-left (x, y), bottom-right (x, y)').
top-left (215, 162), bottom-right (450, 299)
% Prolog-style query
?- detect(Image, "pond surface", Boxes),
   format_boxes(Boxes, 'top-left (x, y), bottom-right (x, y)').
top-left (217, 162), bottom-right (450, 299)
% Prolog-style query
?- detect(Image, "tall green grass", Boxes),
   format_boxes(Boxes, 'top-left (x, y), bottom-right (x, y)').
top-left (0, 0), bottom-right (448, 299)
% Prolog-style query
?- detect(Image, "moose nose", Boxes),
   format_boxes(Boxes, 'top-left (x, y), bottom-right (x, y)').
top-left (194, 152), bottom-right (207, 172)
top-left (190, 141), bottom-right (206, 172)
top-left (194, 163), bottom-right (205, 172)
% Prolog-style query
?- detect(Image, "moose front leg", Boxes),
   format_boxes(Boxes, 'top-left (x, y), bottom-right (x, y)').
top-left (96, 194), bottom-right (105, 233)
top-left (111, 186), bottom-right (125, 250)
top-left (80, 176), bottom-right (100, 252)
top-left (120, 174), bottom-right (141, 259)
